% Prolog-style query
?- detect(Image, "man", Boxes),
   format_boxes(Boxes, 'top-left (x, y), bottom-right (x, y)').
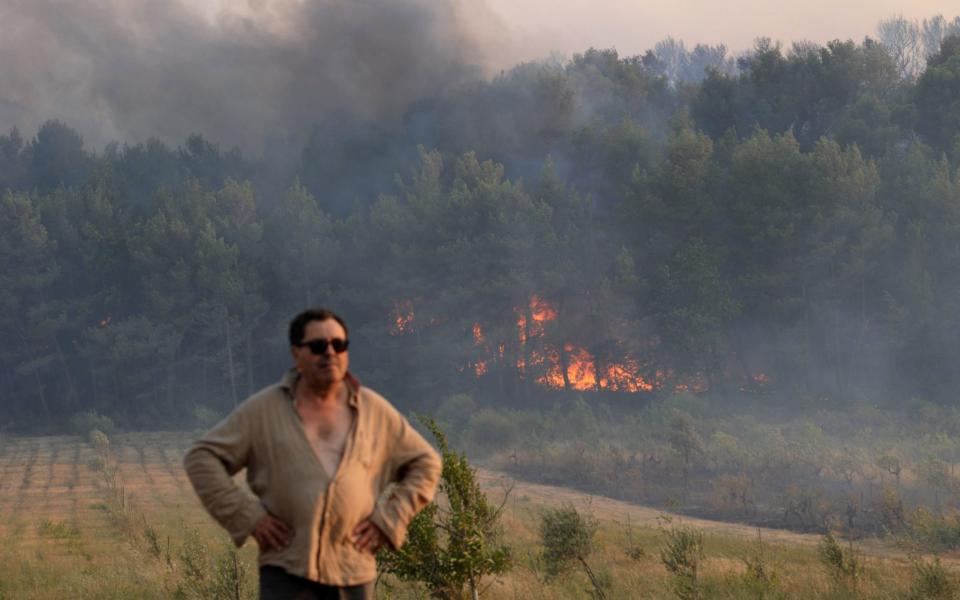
top-left (184, 308), bottom-right (441, 599)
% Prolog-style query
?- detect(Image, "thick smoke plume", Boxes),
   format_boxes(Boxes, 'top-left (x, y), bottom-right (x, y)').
top-left (0, 0), bottom-right (506, 153)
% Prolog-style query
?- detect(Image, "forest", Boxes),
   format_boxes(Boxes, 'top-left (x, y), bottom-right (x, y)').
top-left (3, 17), bottom-right (960, 433)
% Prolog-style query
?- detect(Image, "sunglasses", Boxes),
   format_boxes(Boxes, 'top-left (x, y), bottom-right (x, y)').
top-left (297, 338), bottom-right (350, 355)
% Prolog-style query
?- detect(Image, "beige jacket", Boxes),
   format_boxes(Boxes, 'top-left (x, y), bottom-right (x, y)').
top-left (183, 370), bottom-right (441, 585)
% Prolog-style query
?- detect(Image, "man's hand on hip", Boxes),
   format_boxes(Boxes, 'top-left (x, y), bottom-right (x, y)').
top-left (352, 519), bottom-right (388, 553)
top-left (252, 513), bottom-right (293, 552)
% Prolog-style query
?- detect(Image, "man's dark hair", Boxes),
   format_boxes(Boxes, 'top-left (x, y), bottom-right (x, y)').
top-left (288, 308), bottom-right (349, 346)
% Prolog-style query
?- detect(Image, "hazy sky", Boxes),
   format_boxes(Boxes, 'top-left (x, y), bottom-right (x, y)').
top-left (486, 0), bottom-right (959, 61)
top-left (3, 0), bottom-right (957, 152)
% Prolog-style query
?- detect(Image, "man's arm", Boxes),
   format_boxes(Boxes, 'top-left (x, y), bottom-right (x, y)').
top-left (183, 406), bottom-right (268, 547)
top-left (367, 412), bottom-right (442, 550)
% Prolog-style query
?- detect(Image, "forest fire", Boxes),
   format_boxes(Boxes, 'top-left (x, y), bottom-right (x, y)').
top-left (739, 372), bottom-right (771, 391)
top-left (391, 301), bottom-right (414, 335)
top-left (392, 295), bottom-right (688, 393)
top-left (515, 296), bottom-right (658, 393)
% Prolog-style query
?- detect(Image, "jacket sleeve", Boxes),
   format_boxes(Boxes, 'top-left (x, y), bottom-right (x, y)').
top-left (183, 403), bottom-right (267, 547)
top-left (369, 409), bottom-right (442, 550)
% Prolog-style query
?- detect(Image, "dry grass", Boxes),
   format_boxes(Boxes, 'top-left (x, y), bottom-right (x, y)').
top-left (0, 432), bottom-right (955, 599)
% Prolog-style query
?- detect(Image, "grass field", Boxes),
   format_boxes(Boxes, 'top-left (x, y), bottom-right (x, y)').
top-left (0, 431), bottom-right (956, 599)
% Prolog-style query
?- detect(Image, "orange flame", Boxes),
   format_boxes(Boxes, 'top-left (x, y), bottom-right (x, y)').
top-left (442, 293), bottom-right (695, 394)
top-left (514, 295), bottom-right (660, 392)
top-left (473, 323), bottom-right (485, 345)
top-left (98, 314), bottom-right (112, 328)
top-left (391, 301), bottom-right (414, 335)
top-left (533, 345), bottom-right (657, 392)
top-left (565, 345), bottom-right (598, 391)
top-left (530, 295), bottom-right (557, 322)
top-left (674, 373), bottom-right (708, 393)
top-left (601, 361), bottom-right (655, 392)
top-left (739, 372), bottom-right (770, 391)
top-left (517, 294), bottom-right (559, 347)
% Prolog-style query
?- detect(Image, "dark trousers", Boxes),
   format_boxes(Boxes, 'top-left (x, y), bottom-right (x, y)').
top-left (259, 566), bottom-right (375, 600)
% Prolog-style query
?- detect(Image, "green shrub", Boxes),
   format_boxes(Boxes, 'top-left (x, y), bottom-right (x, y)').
top-left (435, 393), bottom-right (476, 435)
top-left (540, 504), bottom-right (607, 599)
top-left (908, 555), bottom-right (956, 600)
top-left (873, 487), bottom-right (906, 535)
top-left (378, 417), bottom-right (511, 600)
top-left (540, 504), bottom-right (597, 578)
top-left (740, 530), bottom-right (780, 598)
top-left (907, 508), bottom-right (960, 550)
top-left (818, 531), bottom-right (863, 593)
top-left (175, 530), bottom-right (252, 599)
top-left (88, 429), bottom-right (110, 451)
top-left (548, 397), bottom-right (601, 444)
top-left (86, 455), bottom-right (106, 472)
top-left (69, 410), bottom-right (116, 436)
top-left (659, 517), bottom-right (705, 600)
top-left (465, 408), bottom-right (519, 456)
top-left (144, 522), bottom-right (163, 559)
top-left (37, 519), bottom-right (80, 540)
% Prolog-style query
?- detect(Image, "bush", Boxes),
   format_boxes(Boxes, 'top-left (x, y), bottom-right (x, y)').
top-left (465, 408), bottom-right (519, 456)
top-left (378, 417), bottom-right (511, 600)
top-left (88, 428), bottom-right (110, 451)
top-left (906, 508), bottom-right (960, 550)
top-left (659, 517), bottom-right (705, 600)
top-left (86, 455), bottom-right (106, 472)
top-left (540, 504), bottom-right (607, 599)
top-left (37, 519), bottom-right (80, 540)
top-left (548, 397), bottom-right (601, 444)
top-left (710, 473), bottom-right (755, 517)
top-left (175, 529), bottom-right (253, 600)
top-left (540, 504), bottom-right (597, 578)
top-left (818, 531), bottom-right (863, 592)
top-left (908, 555), bottom-right (956, 600)
top-left (872, 487), bottom-right (906, 535)
top-left (435, 393), bottom-right (476, 435)
top-left (740, 530), bottom-right (780, 598)
top-left (69, 410), bottom-right (116, 436)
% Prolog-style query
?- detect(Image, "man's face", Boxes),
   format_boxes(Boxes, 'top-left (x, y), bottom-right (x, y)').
top-left (291, 318), bottom-right (350, 390)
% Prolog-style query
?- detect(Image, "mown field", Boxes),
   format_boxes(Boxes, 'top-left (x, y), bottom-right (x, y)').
top-left (0, 431), bottom-right (956, 599)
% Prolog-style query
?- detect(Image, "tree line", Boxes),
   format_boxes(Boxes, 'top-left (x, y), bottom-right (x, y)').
top-left (3, 29), bottom-right (960, 430)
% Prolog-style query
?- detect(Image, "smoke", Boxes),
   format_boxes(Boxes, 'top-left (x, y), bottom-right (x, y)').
top-left (0, 0), bottom-right (508, 153)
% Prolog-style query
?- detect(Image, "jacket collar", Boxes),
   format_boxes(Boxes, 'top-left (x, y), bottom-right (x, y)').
top-left (281, 368), bottom-right (360, 407)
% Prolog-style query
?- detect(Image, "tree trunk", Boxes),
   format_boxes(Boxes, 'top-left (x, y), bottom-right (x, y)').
top-left (53, 337), bottom-right (78, 410)
top-left (730, 322), bottom-right (753, 383)
top-left (233, 551), bottom-right (242, 600)
top-left (559, 344), bottom-right (572, 391)
top-left (32, 366), bottom-right (51, 428)
top-left (469, 571), bottom-right (479, 600)
top-left (592, 348), bottom-right (603, 393)
top-left (225, 309), bottom-right (239, 408)
top-left (578, 557), bottom-right (607, 600)
top-left (245, 326), bottom-right (254, 396)
top-left (801, 281), bottom-right (813, 393)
